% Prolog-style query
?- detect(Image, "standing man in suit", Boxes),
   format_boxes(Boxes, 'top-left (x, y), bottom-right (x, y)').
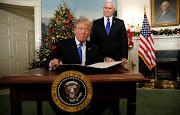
top-left (90, 0), bottom-right (128, 65)
top-left (45, 18), bottom-right (100, 71)
top-left (89, 0), bottom-right (128, 114)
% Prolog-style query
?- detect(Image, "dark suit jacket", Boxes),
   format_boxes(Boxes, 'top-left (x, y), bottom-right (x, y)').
top-left (45, 38), bottom-right (99, 69)
top-left (90, 17), bottom-right (128, 61)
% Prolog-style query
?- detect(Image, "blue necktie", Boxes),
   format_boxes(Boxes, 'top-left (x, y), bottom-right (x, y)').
top-left (78, 43), bottom-right (83, 63)
top-left (106, 18), bottom-right (110, 36)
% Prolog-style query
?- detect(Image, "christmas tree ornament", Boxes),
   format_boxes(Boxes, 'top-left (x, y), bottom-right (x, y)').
top-left (56, 35), bottom-right (61, 38)
top-left (52, 37), bottom-right (55, 40)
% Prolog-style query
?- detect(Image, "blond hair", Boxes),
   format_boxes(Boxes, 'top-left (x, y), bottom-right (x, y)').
top-left (74, 18), bottom-right (92, 29)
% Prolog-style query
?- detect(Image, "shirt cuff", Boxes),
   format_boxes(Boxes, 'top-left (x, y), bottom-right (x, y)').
top-left (104, 57), bottom-right (109, 62)
top-left (49, 60), bottom-right (53, 70)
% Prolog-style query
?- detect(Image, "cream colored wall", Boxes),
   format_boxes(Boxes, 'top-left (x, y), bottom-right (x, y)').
top-left (0, 7), bottom-right (34, 77)
top-left (0, 0), bottom-right (41, 51)
top-left (118, 0), bottom-right (180, 30)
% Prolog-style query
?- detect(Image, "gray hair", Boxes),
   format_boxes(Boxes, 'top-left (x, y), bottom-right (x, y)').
top-left (104, 0), bottom-right (115, 8)
top-left (162, 1), bottom-right (170, 7)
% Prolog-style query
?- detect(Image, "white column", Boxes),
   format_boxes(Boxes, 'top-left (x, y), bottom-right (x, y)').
top-left (116, 0), bottom-right (122, 19)
top-left (34, 0), bottom-right (41, 53)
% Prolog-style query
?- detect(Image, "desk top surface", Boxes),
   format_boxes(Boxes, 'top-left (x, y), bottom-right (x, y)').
top-left (0, 68), bottom-right (148, 84)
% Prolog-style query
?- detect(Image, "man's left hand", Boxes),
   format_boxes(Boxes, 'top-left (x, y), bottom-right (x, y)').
top-left (121, 58), bottom-right (127, 66)
top-left (105, 58), bottom-right (115, 63)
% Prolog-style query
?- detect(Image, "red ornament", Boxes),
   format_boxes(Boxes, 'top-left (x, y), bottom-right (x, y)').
top-left (56, 17), bottom-right (62, 22)
top-left (51, 46), bottom-right (56, 50)
top-left (45, 38), bottom-right (48, 42)
top-left (65, 21), bottom-right (70, 23)
top-left (66, 34), bottom-right (70, 37)
top-left (127, 29), bottom-right (134, 48)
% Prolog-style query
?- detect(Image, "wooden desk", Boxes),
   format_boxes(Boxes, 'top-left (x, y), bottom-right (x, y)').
top-left (0, 68), bottom-right (148, 115)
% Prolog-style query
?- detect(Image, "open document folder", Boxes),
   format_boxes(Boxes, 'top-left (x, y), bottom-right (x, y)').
top-left (60, 61), bottom-right (124, 74)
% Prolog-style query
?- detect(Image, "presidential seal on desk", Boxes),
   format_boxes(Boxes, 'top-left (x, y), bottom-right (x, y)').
top-left (51, 70), bottom-right (93, 112)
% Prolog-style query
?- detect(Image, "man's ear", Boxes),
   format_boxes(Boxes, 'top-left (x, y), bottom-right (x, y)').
top-left (113, 8), bottom-right (115, 13)
top-left (88, 31), bottom-right (91, 36)
top-left (73, 28), bottom-right (76, 34)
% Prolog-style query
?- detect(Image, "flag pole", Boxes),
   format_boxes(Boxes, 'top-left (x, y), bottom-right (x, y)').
top-left (142, 5), bottom-right (148, 15)
top-left (139, 4), bottom-right (156, 71)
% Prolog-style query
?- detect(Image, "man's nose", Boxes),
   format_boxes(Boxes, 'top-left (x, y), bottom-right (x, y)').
top-left (81, 29), bottom-right (85, 33)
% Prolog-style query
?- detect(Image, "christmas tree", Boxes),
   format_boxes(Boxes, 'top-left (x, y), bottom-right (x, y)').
top-left (32, 0), bottom-right (75, 68)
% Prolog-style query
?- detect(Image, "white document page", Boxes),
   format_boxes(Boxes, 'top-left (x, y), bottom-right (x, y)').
top-left (87, 61), bottom-right (124, 69)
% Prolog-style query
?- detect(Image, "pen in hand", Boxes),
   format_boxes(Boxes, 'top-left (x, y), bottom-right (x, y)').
top-left (52, 60), bottom-right (63, 69)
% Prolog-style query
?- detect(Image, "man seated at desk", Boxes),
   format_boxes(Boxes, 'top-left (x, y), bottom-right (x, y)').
top-left (45, 18), bottom-right (119, 115)
top-left (45, 18), bottom-right (115, 71)
top-left (45, 18), bottom-right (99, 114)
top-left (45, 18), bottom-right (101, 71)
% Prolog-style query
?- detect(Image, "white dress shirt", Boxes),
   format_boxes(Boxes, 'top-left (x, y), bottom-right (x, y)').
top-left (104, 16), bottom-right (113, 29)
top-left (75, 37), bottom-right (86, 65)
top-left (104, 16), bottom-right (113, 61)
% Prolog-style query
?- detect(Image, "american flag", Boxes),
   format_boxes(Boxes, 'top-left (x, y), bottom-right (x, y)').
top-left (138, 13), bottom-right (156, 71)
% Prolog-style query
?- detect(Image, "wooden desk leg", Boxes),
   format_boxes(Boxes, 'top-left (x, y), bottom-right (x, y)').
top-left (127, 94), bottom-right (136, 115)
top-left (37, 101), bottom-right (42, 115)
top-left (10, 87), bottom-right (22, 115)
top-left (111, 99), bottom-right (120, 115)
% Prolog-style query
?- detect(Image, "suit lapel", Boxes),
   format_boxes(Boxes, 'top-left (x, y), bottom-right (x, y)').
top-left (102, 17), bottom-right (116, 37)
top-left (109, 17), bottom-right (116, 36)
top-left (71, 38), bottom-right (81, 63)
top-left (100, 18), bottom-right (108, 37)
top-left (86, 41), bottom-right (91, 64)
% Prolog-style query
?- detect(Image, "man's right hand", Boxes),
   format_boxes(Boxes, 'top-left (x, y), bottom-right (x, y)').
top-left (50, 59), bottom-right (63, 70)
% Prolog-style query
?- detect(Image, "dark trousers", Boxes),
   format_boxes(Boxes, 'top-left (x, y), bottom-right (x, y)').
top-left (85, 99), bottom-right (120, 115)
top-left (49, 99), bottom-right (120, 115)
top-left (48, 99), bottom-right (70, 115)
